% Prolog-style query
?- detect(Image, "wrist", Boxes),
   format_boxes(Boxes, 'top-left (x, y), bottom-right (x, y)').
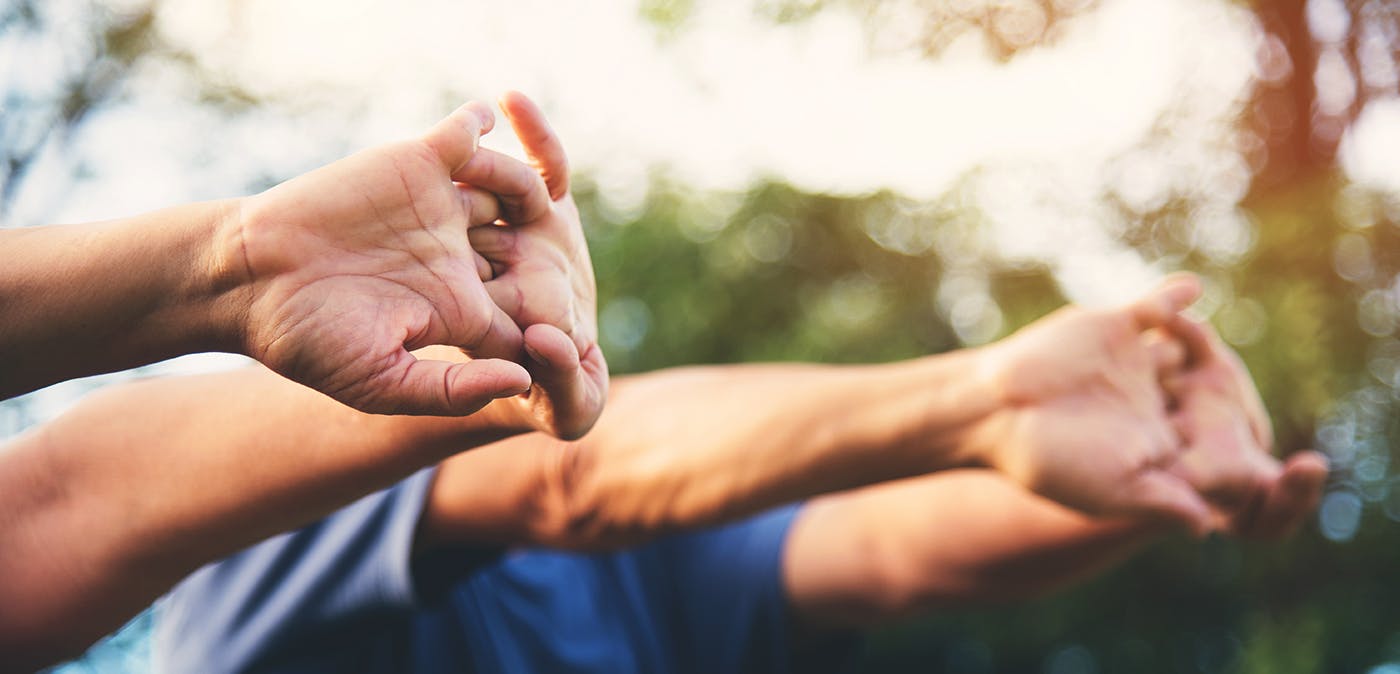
top-left (915, 345), bottom-right (1013, 470)
top-left (854, 349), bottom-right (1006, 474)
top-left (200, 196), bottom-right (257, 355)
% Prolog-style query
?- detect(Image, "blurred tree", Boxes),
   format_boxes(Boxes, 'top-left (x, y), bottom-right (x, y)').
top-left (1246, 0), bottom-right (1400, 195)
top-left (0, 0), bottom-right (160, 217)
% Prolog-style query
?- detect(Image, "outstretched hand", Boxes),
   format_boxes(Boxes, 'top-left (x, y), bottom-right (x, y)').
top-left (232, 102), bottom-right (536, 416)
top-left (228, 94), bottom-right (607, 436)
top-left (968, 275), bottom-right (1215, 534)
top-left (1157, 314), bottom-right (1327, 539)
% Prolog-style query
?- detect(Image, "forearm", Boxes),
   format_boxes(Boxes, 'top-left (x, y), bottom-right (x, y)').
top-left (783, 470), bottom-right (1161, 629)
top-left (0, 200), bottom-right (247, 398)
top-left (422, 353), bottom-right (1002, 551)
top-left (0, 365), bottom-right (529, 667)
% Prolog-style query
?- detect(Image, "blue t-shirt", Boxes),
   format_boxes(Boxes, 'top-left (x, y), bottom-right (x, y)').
top-left (154, 470), bottom-right (853, 673)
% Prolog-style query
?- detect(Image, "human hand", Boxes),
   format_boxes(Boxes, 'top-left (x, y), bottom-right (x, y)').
top-left (229, 102), bottom-right (533, 415)
top-left (966, 276), bottom-right (1214, 534)
top-left (456, 92), bottom-right (608, 439)
top-left (1158, 315), bottom-right (1328, 539)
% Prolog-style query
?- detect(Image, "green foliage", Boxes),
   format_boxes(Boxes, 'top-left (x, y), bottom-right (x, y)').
top-left (576, 168), bottom-right (1400, 673)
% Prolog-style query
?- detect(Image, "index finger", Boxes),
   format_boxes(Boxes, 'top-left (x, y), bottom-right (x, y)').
top-left (455, 148), bottom-right (553, 225)
top-left (500, 90), bottom-right (570, 200)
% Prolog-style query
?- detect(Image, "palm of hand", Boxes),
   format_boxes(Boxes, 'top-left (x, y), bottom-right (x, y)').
top-left (1160, 319), bottom-right (1327, 538)
top-left (982, 307), bottom-right (1196, 525)
top-left (240, 142), bottom-right (511, 414)
top-left (1164, 363), bottom-right (1272, 511)
top-left (478, 191), bottom-right (607, 439)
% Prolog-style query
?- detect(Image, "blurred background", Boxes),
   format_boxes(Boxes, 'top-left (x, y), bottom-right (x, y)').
top-left (3, 0), bottom-right (1400, 671)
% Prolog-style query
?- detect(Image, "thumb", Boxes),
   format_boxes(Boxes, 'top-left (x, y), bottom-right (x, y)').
top-left (378, 351), bottom-right (531, 416)
top-left (1120, 470), bottom-right (1214, 537)
top-left (422, 101), bottom-right (496, 176)
top-left (521, 323), bottom-right (597, 440)
top-left (1126, 273), bottom-right (1202, 330)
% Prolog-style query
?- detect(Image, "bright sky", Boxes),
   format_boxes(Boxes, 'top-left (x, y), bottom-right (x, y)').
top-left (25, 0), bottom-right (1265, 296)
top-left (15, 0), bottom-right (1400, 288)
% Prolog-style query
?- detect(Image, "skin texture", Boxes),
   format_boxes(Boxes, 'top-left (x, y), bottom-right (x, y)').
top-left (415, 289), bottom-right (1325, 556)
top-left (0, 291), bottom-right (1322, 671)
top-left (0, 94), bottom-right (605, 432)
top-left (0, 94), bottom-right (1324, 672)
top-left (467, 92), bottom-right (608, 439)
top-left (1160, 314), bottom-right (1328, 537)
top-left (0, 93), bottom-right (604, 671)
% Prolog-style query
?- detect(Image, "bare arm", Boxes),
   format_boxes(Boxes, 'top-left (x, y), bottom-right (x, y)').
top-left (782, 471), bottom-right (1157, 628)
top-left (0, 201), bottom-right (247, 397)
top-left (417, 309), bottom-right (1326, 628)
top-left (779, 317), bottom-right (1332, 629)
top-left (0, 99), bottom-right (585, 419)
top-left (420, 278), bottom-right (1221, 555)
top-left (0, 365), bottom-right (534, 670)
top-left (418, 357), bottom-right (999, 552)
top-left (0, 94), bottom-right (596, 670)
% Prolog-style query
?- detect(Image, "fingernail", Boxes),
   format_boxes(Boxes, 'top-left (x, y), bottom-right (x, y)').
top-left (497, 380), bottom-right (531, 398)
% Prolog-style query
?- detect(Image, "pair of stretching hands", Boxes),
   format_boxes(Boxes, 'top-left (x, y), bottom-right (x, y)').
top-left (0, 94), bottom-right (1326, 670)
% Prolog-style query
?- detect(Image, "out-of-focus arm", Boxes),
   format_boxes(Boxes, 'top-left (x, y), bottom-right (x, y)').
top-left (781, 470), bottom-right (1157, 628)
top-left (417, 355), bottom-right (999, 553)
top-left (781, 452), bottom-right (1325, 629)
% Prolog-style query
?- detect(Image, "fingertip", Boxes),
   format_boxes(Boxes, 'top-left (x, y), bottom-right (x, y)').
top-left (498, 89), bottom-right (525, 111)
top-left (1145, 331), bottom-right (1187, 377)
top-left (425, 100), bottom-right (496, 173)
top-left (461, 99), bottom-right (496, 134)
top-left (484, 359), bottom-right (534, 398)
top-left (450, 358), bottom-right (532, 401)
top-left (1133, 471), bottom-right (1213, 536)
top-left (1282, 451), bottom-right (1330, 493)
top-left (523, 323), bottom-right (582, 373)
top-left (495, 91), bottom-right (569, 200)
top-left (385, 354), bottom-right (530, 416)
top-left (1161, 272), bottom-right (1203, 306)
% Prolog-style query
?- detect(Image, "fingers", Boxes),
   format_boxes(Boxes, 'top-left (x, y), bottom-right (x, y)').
top-left (483, 273), bottom-right (579, 338)
top-left (522, 324), bottom-right (596, 440)
top-left (1222, 345), bottom-right (1275, 452)
top-left (1143, 329), bottom-right (1187, 379)
top-left (1165, 413), bottom-right (1279, 513)
top-left (376, 352), bottom-right (530, 416)
top-left (458, 184), bottom-right (502, 227)
top-left (463, 302), bottom-right (529, 361)
top-left (469, 224), bottom-right (519, 262)
top-left (1166, 315), bottom-right (1274, 450)
top-left (1164, 314), bottom-right (1215, 367)
top-left (453, 148), bottom-right (553, 225)
top-left (1126, 273), bottom-right (1202, 330)
top-left (1237, 451), bottom-right (1329, 539)
top-left (499, 90), bottom-right (571, 200)
top-left (1120, 470), bottom-right (1215, 537)
top-left (422, 101), bottom-right (495, 176)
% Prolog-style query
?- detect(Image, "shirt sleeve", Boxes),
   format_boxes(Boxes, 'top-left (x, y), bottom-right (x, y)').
top-left (657, 503), bottom-right (858, 674)
top-left (152, 469), bottom-right (437, 674)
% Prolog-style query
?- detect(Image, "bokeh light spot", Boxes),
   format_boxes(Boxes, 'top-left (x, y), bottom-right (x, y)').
top-left (1319, 490), bottom-right (1364, 542)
